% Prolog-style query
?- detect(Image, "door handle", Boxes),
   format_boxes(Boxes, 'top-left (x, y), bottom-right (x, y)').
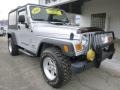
top-left (18, 25), bottom-right (20, 29)
top-left (30, 29), bottom-right (33, 32)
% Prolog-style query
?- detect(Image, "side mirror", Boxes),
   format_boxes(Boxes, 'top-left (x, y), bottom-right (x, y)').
top-left (18, 15), bottom-right (25, 24)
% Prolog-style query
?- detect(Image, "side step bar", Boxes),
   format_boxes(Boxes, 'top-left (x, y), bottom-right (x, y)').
top-left (19, 49), bottom-right (35, 57)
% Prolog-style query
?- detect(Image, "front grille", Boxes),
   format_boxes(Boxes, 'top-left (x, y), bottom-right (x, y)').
top-left (94, 33), bottom-right (102, 46)
top-left (82, 31), bottom-right (114, 53)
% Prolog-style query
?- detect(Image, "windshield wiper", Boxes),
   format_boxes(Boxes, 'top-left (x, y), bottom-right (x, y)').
top-left (48, 21), bottom-right (65, 25)
top-left (50, 19), bottom-right (63, 22)
top-left (48, 20), bottom-right (67, 24)
top-left (33, 19), bottom-right (46, 21)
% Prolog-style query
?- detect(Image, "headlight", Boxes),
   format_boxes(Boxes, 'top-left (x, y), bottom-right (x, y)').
top-left (82, 35), bottom-right (89, 48)
top-left (101, 35), bottom-right (108, 44)
top-left (75, 43), bottom-right (83, 52)
top-left (101, 33), bottom-right (113, 44)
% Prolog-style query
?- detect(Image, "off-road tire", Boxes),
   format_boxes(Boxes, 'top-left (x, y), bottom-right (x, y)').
top-left (95, 60), bottom-right (101, 68)
top-left (8, 37), bottom-right (19, 56)
top-left (40, 47), bottom-right (72, 88)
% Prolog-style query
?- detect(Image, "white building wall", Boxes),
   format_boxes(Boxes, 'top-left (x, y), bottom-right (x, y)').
top-left (39, 0), bottom-right (45, 5)
top-left (80, 0), bottom-right (120, 39)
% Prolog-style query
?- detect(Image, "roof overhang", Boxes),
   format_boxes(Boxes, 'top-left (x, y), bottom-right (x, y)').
top-left (46, 0), bottom-right (77, 7)
top-left (47, 0), bottom-right (90, 14)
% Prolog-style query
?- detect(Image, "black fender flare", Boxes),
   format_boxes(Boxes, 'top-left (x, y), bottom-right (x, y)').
top-left (38, 38), bottom-right (75, 56)
top-left (7, 32), bottom-right (17, 45)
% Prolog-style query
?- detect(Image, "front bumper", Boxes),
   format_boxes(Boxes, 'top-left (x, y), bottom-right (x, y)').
top-left (96, 43), bottom-right (115, 60)
top-left (71, 43), bottom-right (115, 73)
top-left (71, 31), bottom-right (115, 73)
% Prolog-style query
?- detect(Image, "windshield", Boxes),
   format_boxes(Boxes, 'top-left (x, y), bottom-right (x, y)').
top-left (30, 6), bottom-right (69, 23)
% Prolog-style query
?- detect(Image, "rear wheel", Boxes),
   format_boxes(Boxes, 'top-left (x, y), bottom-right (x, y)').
top-left (40, 47), bottom-right (72, 88)
top-left (8, 37), bottom-right (19, 56)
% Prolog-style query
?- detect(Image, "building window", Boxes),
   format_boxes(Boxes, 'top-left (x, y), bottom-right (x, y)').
top-left (91, 13), bottom-right (106, 30)
top-left (45, 0), bottom-right (57, 4)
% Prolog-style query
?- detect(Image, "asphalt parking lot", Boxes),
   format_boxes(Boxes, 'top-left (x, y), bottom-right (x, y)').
top-left (0, 37), bottom-right (120, 90)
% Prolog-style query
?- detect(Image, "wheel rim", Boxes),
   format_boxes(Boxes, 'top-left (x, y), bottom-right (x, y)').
top-left (43, 57), bottom-right (57, 81)
top-left (8, 38), bottom-right (12, 53)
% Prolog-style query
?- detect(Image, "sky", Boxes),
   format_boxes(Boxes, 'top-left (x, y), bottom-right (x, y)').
top-left (0, 0), bottom-right (39, 20)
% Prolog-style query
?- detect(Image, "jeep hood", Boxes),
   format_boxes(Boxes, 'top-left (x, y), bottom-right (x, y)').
top-left (32, 22), bottom-right (103, 40)
top-left (32, 22), bottom-right (81, 40)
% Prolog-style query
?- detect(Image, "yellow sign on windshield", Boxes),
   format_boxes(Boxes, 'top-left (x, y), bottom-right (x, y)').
top-left (46, 8), bottom-right (62, 16)
top-left (32, 7), bottom-right (41, 14)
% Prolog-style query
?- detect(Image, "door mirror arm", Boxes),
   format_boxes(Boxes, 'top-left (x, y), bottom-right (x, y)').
top-left (25, 23), bottom-right (29, 28)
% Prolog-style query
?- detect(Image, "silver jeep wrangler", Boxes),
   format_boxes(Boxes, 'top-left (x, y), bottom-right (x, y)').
top-left (7, 4), bottom-right (115, 88)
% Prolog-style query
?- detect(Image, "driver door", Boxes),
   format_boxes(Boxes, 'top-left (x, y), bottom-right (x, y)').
top-left (17, 8), bottom-right (32, 51)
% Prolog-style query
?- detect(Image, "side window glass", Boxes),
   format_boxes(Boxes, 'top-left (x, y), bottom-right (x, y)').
top-left (9, 11), bottom-right (16, 25)
top-left (18, 10), bottom-right (27, 23)
top-left (8, 11), bottom-right (18, 29)
top-left (18, 9), bottom-right (29, 29)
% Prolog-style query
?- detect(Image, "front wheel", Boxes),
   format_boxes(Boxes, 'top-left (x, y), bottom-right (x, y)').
top-left (40, 47), bottom-right (72, 88)
top-left (95, 60), bottom-right (101, 68)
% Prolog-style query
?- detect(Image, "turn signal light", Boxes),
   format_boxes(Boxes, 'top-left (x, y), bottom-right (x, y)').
top-left (75, 43), bottom-right (83, 52)
top-left (63, 45), bottom-right (69, 53)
